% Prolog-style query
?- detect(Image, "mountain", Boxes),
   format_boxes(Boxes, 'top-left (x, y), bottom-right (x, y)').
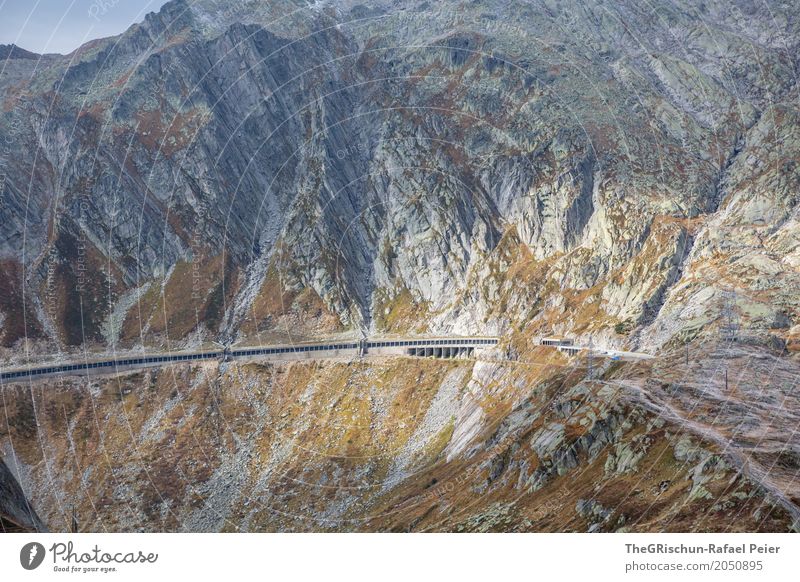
top-left (0, 0), bottom-right (799, 531)
top-left (0, 457), bottom-right (46, 532)
top-left (0, 45), bottom-right (41, 61)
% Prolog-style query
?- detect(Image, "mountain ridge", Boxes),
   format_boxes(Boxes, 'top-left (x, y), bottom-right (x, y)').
top-left (1, 0), bottom-right (799, 532)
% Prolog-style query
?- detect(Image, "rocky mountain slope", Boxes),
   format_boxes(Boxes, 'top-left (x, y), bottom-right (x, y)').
top-left (1, 0), bottom-right (799, 531)
top-left (0, 457), bottom-right (46, 532)
top-left (2, 347), bottom-right (796, 532)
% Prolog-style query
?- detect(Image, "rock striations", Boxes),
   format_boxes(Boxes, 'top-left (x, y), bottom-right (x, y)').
top-left (1, 0), bottom-right (799, 531)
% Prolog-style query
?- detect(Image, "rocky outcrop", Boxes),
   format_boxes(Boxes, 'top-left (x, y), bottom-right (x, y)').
top-left (0, 457), bottom-right (46, 532)
top-left (1, 350), bottom-right (795, 532)
top-left (1, 0), bottom-right (799, 533)
top-left (1, 0), bottom-right (797, 354)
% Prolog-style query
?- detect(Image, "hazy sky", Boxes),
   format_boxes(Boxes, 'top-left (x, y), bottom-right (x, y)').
top-left (0, 0), bottom-right (170, 54)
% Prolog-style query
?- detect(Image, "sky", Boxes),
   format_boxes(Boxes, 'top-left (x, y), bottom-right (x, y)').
top-left (0, 0), bottom-right (171, 54)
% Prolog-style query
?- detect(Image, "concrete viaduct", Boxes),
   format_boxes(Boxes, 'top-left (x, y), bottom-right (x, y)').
top-left (0, 337), bottom-right (499, 384)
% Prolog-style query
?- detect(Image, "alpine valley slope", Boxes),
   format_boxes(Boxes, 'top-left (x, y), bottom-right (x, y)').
top-left (1, 0), bottom-right (799, 531)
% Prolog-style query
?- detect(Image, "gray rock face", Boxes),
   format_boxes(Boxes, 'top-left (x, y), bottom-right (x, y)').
top-left (0, 457), bottom-right (46, 532)
top-left (3, 0), bottom-right (800, 534)
top-left (0, 0), bottom-right (798, 353)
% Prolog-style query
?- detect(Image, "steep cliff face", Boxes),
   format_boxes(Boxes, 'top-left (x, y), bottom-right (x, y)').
top-left (1, 0), bottom-right (798, 353)
top-left (0, 457), bottom-right (46, 532)
top-left (1, 0), bottom-right (799, 532)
